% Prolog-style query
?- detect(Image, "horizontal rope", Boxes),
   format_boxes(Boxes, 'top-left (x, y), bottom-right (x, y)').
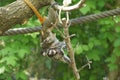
top-left (1, 26), bottom-right (41, 36)
top-left (70, 8), bottom-right (120, 25)
top-left (1, 8), bottom-right (120, 36)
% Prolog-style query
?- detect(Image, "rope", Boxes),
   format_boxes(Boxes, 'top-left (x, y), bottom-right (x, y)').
top-left (1, 26), bottom-right (41, 36)
top-left (70, 8), bottom-right (120, 25)
top-left (1, 8), bottom-right (120, 36)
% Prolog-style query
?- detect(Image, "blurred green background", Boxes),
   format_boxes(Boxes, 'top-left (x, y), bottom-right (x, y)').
top-left (0, 0), bottom-right (120, 80)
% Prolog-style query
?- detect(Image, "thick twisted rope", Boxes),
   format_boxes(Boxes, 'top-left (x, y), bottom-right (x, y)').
top-left (1, 8), bottom-right (120, 36)
top-left (1, 26), bottom-right (41, 36)
top-left (70, 8), bottom-right (120, 25)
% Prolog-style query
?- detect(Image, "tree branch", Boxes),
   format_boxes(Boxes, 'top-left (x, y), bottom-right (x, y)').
top-left (51, 0), bottom-right (85, 11)
top-left (78, 56), bottom-right (92, 72)
top-left (63, 18), bottom-right (80, 80)
top-left (0, 0), bottom-right (52, 34)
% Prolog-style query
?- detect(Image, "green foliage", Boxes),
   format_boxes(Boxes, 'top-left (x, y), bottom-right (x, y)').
top-left (1, 0), bottom-right (120, 80)
top-left (0, 0), bottom-right (15, 6)
top-left (16, 71), bottom-right (28, 80)
top-left (0, 66), bottom-right (5, 74)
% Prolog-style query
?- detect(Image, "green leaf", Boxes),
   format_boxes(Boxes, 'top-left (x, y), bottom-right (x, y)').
top-left (89, 38), bottom-right (101, 46)
top-left (113, 48), bottom-right (120, 56)
top-left (75, 45), bottom-right (83, 54)
top-left (97, 0), bottom-right (105, 8)
top-left (87, 50), bottom-right (100, 61)
top-left (26, 33), bottom-right (37, 39)
top-left (89, 53), bottom-right (100, 61)
top-left (82, 45), bottom-right (89, 51)
top-left (108, 63), bottom-right (118, 71)
top-left (0, 47), bottom-right (13, 56)
top-left (6, 56), bottom-right (17, 66)
top-left (0, 66), bottom-right (5, 74)
top-left (80, 6), bottom-right (90, 14)
top-left (18, 49), bottom-right (28, 58)
top-left (87, 0), bottom-right (96, 9)
top-left (72, 39), bottom-right (79, 46)
top-left (88, 42), bottom-right (94, 49)
top-left (114, 38), bottom-right (120, 47)
top-left (115, 26), bottom-right (120, 33)
top-left (106, 32), bottom-right (114, 42)
top-left (16, 71), bottom-right (28, 80)
top-left (93, 39), bottom-right (101, 46)
top-left (114, 16), bottom-right (120, 23)
top-left (105, 55), bottom-right (116, 63)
